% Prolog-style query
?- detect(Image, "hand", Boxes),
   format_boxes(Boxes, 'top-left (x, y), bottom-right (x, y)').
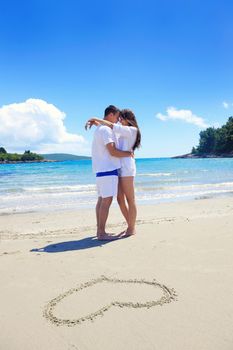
top-left (85, 119), bottom-right (100, 130)
top-left (130, 151), bottom-right (134, 158)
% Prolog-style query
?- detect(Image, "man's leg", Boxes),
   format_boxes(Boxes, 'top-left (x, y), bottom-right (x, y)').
top-left (95, 196), bottom-right (102, 235)
top-left (97, 196), bottom-right (113, 239)
top-left (96, 175), bottom-right (120, 240)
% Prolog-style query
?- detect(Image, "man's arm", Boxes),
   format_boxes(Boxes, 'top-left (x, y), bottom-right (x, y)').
top-left (106, 143), bottom-right (133, 158)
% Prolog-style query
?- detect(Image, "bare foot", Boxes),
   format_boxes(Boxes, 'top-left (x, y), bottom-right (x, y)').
top-left (122, 230), bottom-right (136, 237)
top-left (97, 233), bottom-right (121, 241)
top-left (118, 230), bottom-right (126, 237)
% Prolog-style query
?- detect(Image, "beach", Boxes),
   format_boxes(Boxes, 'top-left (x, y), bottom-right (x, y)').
top-left (1, 0), bottom-right (232, 347)
top-left (1, 196), bottom-right (233, 350)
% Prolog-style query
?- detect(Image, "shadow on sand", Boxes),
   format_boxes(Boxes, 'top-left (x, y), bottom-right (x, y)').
top-left (30, 235), bottom-right (122, 253)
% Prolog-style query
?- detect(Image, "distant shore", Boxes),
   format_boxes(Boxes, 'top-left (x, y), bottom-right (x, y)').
top-left (172, 152), bottom-right (233, 159)
top-left (0, 152), bottom-right (91, 164)
top-left (0, 159), bottom-right (57, 164)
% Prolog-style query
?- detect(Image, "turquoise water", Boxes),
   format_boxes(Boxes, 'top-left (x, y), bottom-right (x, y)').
top-left (1, 158), bottom-right (233, 213)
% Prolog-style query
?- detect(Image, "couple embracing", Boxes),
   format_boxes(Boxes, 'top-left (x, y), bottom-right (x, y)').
top-left (85, 105), bottom-right (141, 241)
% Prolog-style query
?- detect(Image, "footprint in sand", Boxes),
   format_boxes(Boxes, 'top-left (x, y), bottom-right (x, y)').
top-left (43, 276), bottom-right (177, 327)
top-left (0, 251), bottom-right (20, 256)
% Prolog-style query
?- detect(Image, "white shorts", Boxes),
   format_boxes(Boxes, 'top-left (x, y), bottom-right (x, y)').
top-left (118, 167), bottom-right (136, 177)
top-left (96, 175), bottom-right (119, 198)
top-left (118, 158), bottom-right (136, 177)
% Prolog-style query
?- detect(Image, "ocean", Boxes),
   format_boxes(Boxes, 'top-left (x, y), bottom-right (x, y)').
top-left (1, 158), bottom-right (233, 213)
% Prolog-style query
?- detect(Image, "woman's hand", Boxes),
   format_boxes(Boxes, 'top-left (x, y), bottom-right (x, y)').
top-left (85, 118), bottom-right (100, 130)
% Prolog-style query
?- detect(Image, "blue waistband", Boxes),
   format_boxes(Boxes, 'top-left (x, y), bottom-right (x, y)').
top-left (96, 169), bottom-right (119, 177)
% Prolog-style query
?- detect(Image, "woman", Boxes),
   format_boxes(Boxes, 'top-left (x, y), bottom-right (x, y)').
top-left (86, 109), bottom-right (141, 236)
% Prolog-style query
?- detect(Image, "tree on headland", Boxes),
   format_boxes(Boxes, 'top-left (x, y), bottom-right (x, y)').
top-left (0, 147), bottom-right (7, 153)
top-left (197, 127), bottom-right (216, 154)
top-left (0, 148), bottom-right (44, 162)
top-left (21, 150), bottom-right (43, 161)
top-left (191, 117), bottom-right (233, 156)
top-left (191, 146), bottom-right (198, 155)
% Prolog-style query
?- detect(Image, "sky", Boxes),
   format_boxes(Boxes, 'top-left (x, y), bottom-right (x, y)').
top-left (0, 0), bottom-right (232, 158)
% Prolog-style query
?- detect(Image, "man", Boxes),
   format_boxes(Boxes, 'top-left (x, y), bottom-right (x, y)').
top-left (91, 105), bottom-right (133, 240)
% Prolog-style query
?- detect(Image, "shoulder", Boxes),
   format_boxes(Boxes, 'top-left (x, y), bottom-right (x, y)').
top-left (96, 125), bottom-right (115, 145)
top-left (98, 125), bottom-right (113, 133)
top-left (113, 124), bottom-right (137, 135)
top-left (130, 126), bottom-right (138, 132)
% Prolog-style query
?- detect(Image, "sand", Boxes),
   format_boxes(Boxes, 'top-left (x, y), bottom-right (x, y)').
top-left (0, 197), bottom-right (233, 350)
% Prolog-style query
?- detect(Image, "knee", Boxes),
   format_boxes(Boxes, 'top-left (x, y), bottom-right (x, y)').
top-left (126, 198), bottom-right (136, 207)
top-left (96, 198), bottom-right (102, 207)
top-left (101, 197), bottom-right (113, 208)
top-left (117, 195), bottom-right (125, 206)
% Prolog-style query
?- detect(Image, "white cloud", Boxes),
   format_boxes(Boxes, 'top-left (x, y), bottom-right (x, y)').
top-left (156, 106), bottom-right (209, 128)
top-left (222, 101), bottom-right (229, 109)
top-left (0, 98), bottom-right (88, 154)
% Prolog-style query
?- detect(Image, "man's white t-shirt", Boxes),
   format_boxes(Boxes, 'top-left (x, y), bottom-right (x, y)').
top-left (113, 123), bottom-right (137, 176)
top-left (92, 125), bottom-right (121, 173)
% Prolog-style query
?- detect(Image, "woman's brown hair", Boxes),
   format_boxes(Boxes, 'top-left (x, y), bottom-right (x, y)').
top-left (120, 109), bottom-right (141, 151)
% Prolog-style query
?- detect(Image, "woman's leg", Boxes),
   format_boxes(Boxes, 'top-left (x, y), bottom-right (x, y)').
top-left (120, 176), bottom-right (137, 235)
top-left (117, 179), bottom-right (129, 225)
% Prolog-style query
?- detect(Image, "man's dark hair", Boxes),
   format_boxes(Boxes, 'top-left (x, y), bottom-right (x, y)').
top-left (104, 105), bottom-right (120, 117)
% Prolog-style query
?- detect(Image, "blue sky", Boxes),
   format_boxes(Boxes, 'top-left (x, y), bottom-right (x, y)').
top-left (0, 0), bottom-right (232, 157)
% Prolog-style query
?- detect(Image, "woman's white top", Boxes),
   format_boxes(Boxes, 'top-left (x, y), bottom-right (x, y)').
top-left (113, 123), bottom-right (138, 177)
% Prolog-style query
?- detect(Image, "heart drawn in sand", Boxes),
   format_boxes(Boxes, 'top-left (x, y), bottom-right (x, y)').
top-left (43, 276), bottom-right (177, 327)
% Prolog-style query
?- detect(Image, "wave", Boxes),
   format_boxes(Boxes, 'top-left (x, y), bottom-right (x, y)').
top-left (136, 181), bottom-right (233, 192)
top-left (25, 184), bottom-right (96, 192)
top-left (1, 184), bottom-right (97, 194)
top-left (137, 173), bottom-right (173, 177)
top-left (1, 190), bottom-right (97, 201)
top-left (137, 189), bottom-right (233, 201)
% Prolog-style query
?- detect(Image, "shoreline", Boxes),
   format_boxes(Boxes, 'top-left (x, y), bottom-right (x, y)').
top-left (1, 190), bottom-right (233, 217)
top-left (1, 195), bottom-right (232, 238)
